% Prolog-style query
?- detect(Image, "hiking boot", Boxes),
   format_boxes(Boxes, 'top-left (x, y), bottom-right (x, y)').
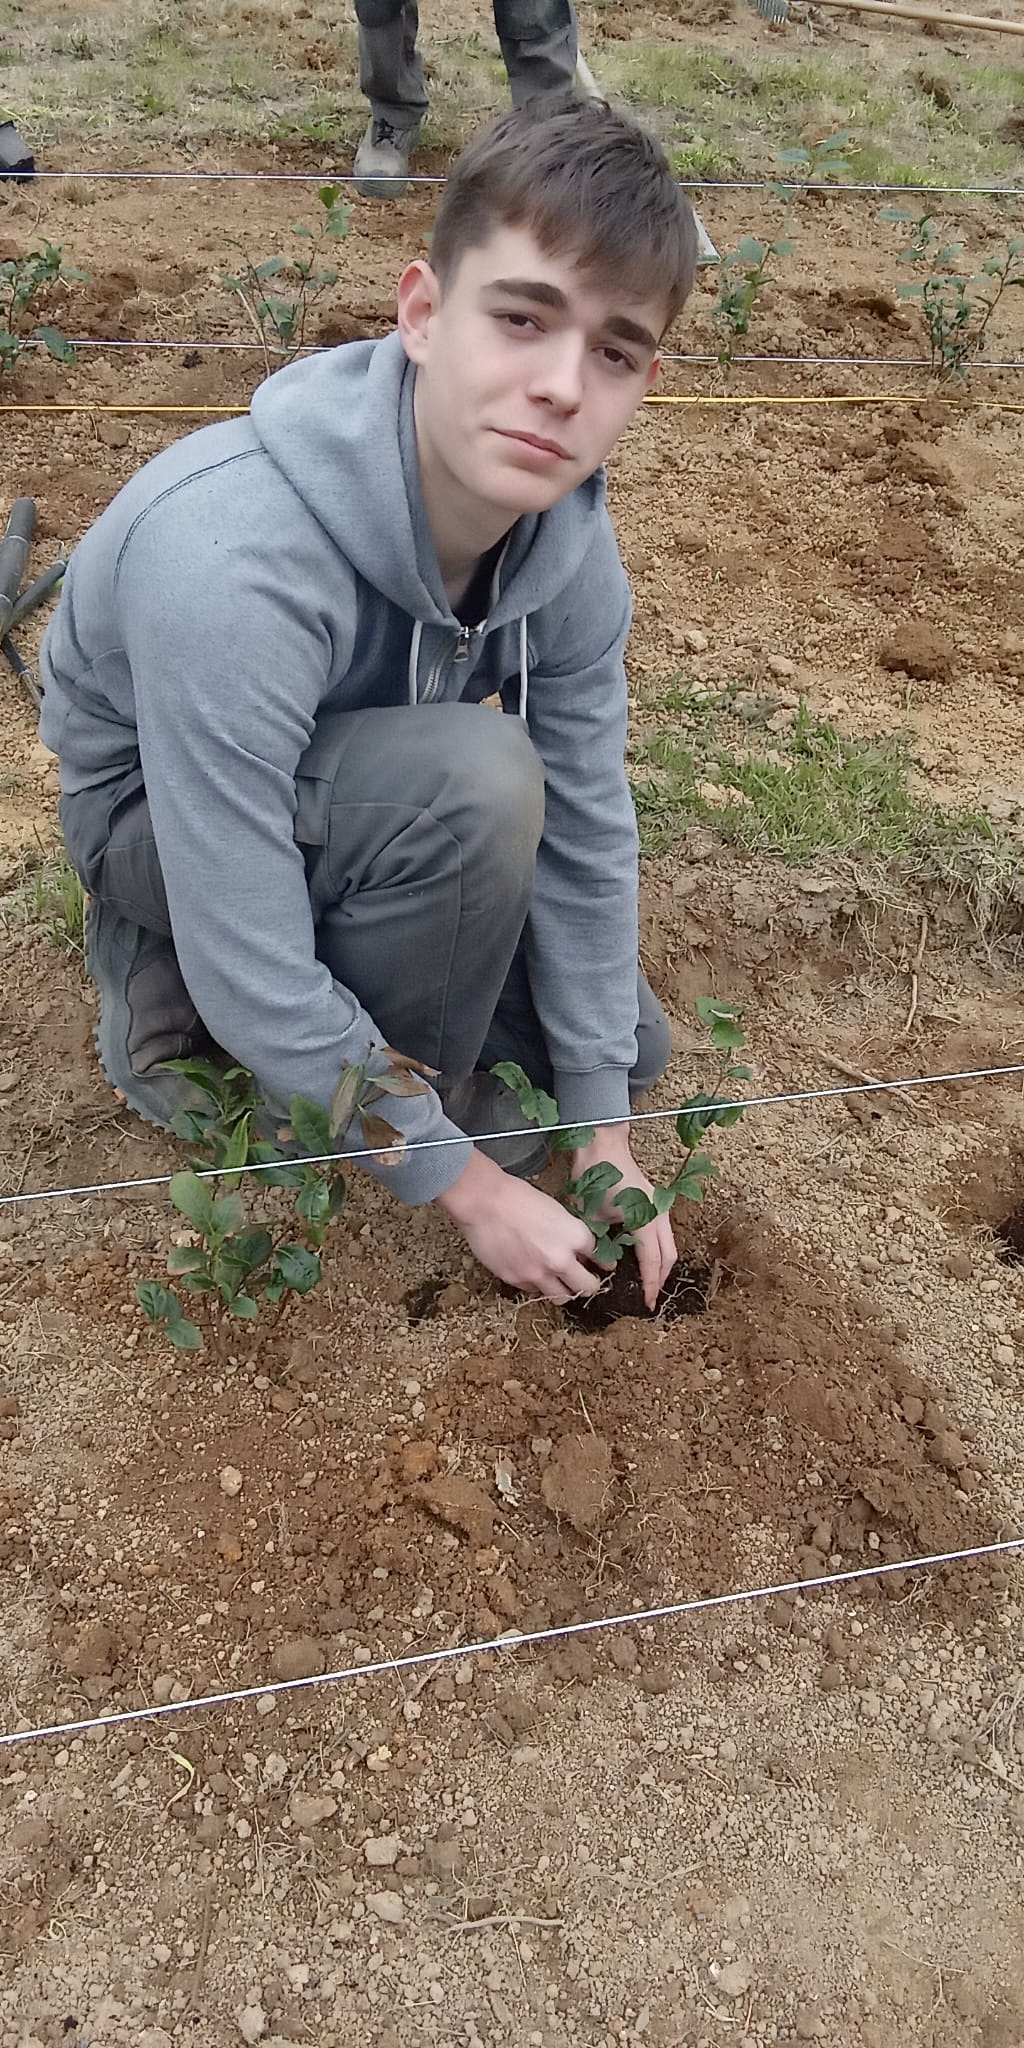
top-left (85, 896), bottom-right (220, 1129)
top-left (440, 1070), bottom-right (551, 1179)
top-left (353, 117), bottom-right (420, 200)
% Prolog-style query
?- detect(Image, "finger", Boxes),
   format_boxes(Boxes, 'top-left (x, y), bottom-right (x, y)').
top-left (561, 1255), bottom-right (603, 1299)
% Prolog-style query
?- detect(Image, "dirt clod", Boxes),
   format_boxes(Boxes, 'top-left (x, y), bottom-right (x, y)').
top-left (540, 1432), bottom-right (614, 1534)
top-left (878, 623), bottom-right (955, 683)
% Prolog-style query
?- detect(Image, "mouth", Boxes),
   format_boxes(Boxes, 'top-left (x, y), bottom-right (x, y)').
top-left (496, 430), bottom-right (571, 460)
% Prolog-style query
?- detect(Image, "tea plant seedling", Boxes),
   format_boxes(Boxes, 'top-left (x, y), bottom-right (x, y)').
top-left (222, 183), bottom-right (350, 376)
top-left (0, 242), bottom-right (86, 377)
top-left (882, 208), bottom-right (1024, 381)
top-left (136, 1048), bottom-right (432, 1352)
top-left (710, 234), bottom-right (793, 365)
top-left (774, 130), bottom-right (853, 198)
top-left (494, 996), bottom-right (750, 1273)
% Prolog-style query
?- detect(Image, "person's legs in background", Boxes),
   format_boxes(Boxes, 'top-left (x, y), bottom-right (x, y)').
top-left (352, 0), bottom-right (581, 200)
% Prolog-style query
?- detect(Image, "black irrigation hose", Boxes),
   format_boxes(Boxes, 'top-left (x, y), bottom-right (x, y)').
top-left (0, 497), bottom-right (36, 643)
top-left (0, 633), bottom-right (40, 709)
top-left (8, 557), bottom-right (66, 634)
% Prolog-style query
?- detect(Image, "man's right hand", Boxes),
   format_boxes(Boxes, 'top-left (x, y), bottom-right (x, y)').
top-left (435, 1149), bottom-right (601, 1305)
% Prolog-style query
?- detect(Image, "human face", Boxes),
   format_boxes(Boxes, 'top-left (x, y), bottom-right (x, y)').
top-left (397, 224), bottom-right (665, 534)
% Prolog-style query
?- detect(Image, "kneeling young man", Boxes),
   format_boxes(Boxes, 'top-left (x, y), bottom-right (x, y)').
top-left (41, 92), bottom-right (697, 1309)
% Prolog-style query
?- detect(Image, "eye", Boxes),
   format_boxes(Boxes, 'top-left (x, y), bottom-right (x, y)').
top-left (600, 345), bottom-right (637, 372)
top-left (496, 311), bottom-right (539, 332)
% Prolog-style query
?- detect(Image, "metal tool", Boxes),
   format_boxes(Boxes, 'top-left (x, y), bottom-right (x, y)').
top-left (748, 0), bottom-right (1024, 35)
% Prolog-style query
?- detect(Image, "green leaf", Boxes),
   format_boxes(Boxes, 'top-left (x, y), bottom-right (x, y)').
top-left (170, 1107), bottom-right (215, 1145)
top-left (614, 1187), bottom-right (658, 1232)
top-left (490, 1062), bottom-right (559, 1129)
top-left (162, 1058), bottom-right (229, 1098)
top-left (211, 1192), bottom-right (246, 1234)
top-left (565, 1162), bottom-right (624, 1205)
top-left (589, 1225), bottom-right (625, 1263)
top-left (224, 1226), bottom-right (273, 1274)
top-left (169, 1170), bottom-right (217, 1235)
top-left (166, 1318), bottom-right (203, 1351)
top-left (268, 1244), bottom-right (321, 1296)
top-left (166, 1245), bottom-right (209, 1275)
top-left (668, 1155), bottom-right (718, 1204)
top-left (289, 1094), bottom-right (334, 1156)
top-left (296, 1176), bottom-right (331, 1228)
top-left (229, 1294), bottom-right (260, 1320)
top-left (135, 1279), bottom-right (181, 1323)
top-left (34, 327), bottom-right (75, 364)
top-left (549, 1122), bottom-right (596, 1154)
top-left (694, 996), bottom-right (745, 1051)
top-left (253, 256), bottom-right (286, 278)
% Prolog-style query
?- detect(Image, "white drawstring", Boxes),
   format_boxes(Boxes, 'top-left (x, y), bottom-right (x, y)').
top-left (518, 614), bottom-right (529, 723)
top-left (407, 618), bottom-right (422, 704)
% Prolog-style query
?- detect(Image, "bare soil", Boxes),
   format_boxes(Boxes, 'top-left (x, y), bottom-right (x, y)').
top-left (3, 6), bottom-right (1024, 2044)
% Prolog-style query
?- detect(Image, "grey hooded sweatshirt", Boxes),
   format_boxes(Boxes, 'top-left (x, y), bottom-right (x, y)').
top-left (40, 330), bottom-right (641, 1205)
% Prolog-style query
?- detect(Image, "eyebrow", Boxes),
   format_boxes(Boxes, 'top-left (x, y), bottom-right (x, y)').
top-left (483, 277), bottom-right (659, 356)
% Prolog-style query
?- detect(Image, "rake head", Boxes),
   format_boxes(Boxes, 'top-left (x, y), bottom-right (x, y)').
top-left (747, 0), bottom-right (792, 21)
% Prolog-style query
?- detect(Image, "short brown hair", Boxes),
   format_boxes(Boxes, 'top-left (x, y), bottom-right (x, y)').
top-left (430, 92), bottom-right (698, 335)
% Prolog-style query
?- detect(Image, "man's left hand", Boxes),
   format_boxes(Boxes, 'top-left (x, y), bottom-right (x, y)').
top-left (570, 1122), bottom-right (677, 1312)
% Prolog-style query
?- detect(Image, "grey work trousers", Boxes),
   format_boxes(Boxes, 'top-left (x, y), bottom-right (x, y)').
top-left (354, 0), bottom-right (579, 130)
top-left (61, 704), bottom-right (670, 1100)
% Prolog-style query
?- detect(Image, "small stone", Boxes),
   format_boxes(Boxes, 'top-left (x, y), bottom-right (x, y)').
top-left (609, 1635), bottom-right (638, 1672)
top-left (288, 1791), bottom-right (337, 1829)
top-left (766, 654), bottom-right (795, 678)
top-left (237, 2006), bottom-right (267, 2045)
top-left (270, 1638), bottom-right (326, 1682)
top-left (717, 1959), bottom-right (753, 2000)
top-left (927, 1428), bottom-right (967, 1471)
top-left (682, 627), bottom-right (709, 653)
top-left (11, 1819), bottom-right (52, 1851)
top-left (64, 1621), bottom-right (118, 1678)
top-left (718, 1737), bottom-right (738, 1763)
top-left (97, 416), bottom-right (131, 449)
top-left (943, 1249), bottom-right (972, 1281)
top-left (366, 1889), bottom-right (404, 1923)
top-left (795, 2004), bottom-right (823, 2039)
top-left (860, 1691), bottom-right (882, 1721)
top-left (219, 1465), bottom-right (243, 1497)
top-left (363, 1833), bottom-right (401, 1867)
top-left (138, 2032), bottom-right (174, 2048)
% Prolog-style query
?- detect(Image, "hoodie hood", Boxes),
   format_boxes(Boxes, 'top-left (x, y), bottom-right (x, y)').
top-left (249, 329), bottom-right (607, 635)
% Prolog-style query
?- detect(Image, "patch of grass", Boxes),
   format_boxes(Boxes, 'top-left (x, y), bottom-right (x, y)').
top-left (671, 136), bottom-right (744, 182)
top-left (0, 848), bottom-right (86, 954)
top-left (630, 691), bottom-right (1020, 931)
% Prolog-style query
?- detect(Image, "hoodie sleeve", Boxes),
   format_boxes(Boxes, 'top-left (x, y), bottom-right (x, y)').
top-left (113, 494), bottom-right (471, 1206)
top-left (519, 518), bottom-right (640, 1128)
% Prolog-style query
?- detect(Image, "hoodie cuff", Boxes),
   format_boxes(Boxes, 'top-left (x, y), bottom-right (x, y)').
top-left (362, 1112), bottom-right (474, 1208)
top-left (552, 1065), bottom-right (633, 1132)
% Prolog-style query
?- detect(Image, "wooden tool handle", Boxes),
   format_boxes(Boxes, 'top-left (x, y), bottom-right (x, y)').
top-left (814, 0), bottom-right (1024, 33)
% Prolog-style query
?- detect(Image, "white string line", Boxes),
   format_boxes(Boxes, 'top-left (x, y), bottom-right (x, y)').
top-left (22, 337), bottom-right (1024, 373)
top-left (20, 171), bottom-right (1024, 197)
top-left (2, 1061), bottom-right (1023, 1211)
top-left (2, 1536), bottom-right (1020, 1753)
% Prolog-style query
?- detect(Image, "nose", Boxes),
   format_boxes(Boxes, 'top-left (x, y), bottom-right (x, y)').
top-left (528, 331), bottom-right (585, 413)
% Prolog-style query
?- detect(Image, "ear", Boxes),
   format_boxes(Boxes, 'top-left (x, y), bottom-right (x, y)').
top-left (644, 352), bottom-right (662, 395)
top-left (397, 258), bottom-right (441, 364)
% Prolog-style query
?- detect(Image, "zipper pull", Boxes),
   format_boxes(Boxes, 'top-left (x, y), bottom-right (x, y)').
top-left (454, 625), bottom-right (472, 663)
